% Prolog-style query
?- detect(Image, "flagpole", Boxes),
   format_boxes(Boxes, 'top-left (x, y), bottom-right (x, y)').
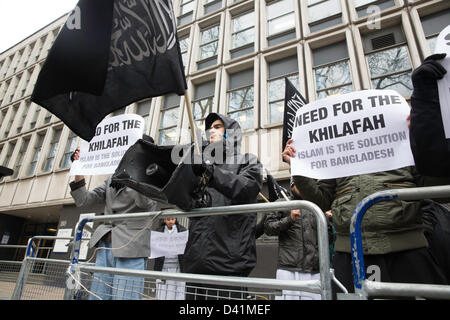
top-left (184, 90), bottom-right (201, 155)
top-left (280, 190), bottom-right (291, 202)
top-left (258, 193), bottom-right (270, 203)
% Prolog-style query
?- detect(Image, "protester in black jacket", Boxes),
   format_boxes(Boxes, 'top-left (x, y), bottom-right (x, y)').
top-left (182, 113), bottom-right (263, 300)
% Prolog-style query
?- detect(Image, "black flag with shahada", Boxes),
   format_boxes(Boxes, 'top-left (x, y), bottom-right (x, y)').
top-left (282, 78), bottom-right (308, 155)
top-left (31, 0), bottom-right (187, 142)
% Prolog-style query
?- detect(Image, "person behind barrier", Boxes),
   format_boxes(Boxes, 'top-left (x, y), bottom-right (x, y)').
top-left (264, 180), bottom-right (333, 300)
top-left (69, 135), bottom-right (157, 300)
top-left (153, 217), bottom-right (187, 300)
top-left (282, 139), bottom-right (448, 298)
top-left (182, 113), bottom-right (263, 300)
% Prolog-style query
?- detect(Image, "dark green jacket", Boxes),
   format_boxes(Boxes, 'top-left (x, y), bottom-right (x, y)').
top-left (292, 167), bottom-right (428, 255)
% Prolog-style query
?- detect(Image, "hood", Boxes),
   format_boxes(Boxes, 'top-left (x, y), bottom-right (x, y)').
top-left (204, 113), bottom-right (242, 153)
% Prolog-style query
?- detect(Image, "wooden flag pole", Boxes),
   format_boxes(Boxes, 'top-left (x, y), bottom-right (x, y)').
top-left (184, 90), bottom-right (201, 155)
top-left (258, 193), bottom-right (270, 203)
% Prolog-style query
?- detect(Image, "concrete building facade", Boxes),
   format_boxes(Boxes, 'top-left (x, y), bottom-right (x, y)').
top-left (0, 0), bottom-right (449, 275)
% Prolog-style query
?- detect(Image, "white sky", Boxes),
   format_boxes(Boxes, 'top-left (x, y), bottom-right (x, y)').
top-left (0, 0), bottom-right (79, 53)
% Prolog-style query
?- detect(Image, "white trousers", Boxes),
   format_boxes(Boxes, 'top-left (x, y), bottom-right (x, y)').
top-left (156, 266), bottom-right (186, 300)
top-left (275, 269), bottom-right (321, 300)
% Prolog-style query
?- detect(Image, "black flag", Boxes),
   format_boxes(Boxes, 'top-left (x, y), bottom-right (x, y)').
top-left (0, 166), bottom-right (13, 179)
top-left (31, 0), bottom-right (187, 142)
top-left (266, 169), bottom-right (290, 202)
top-left (282, 78), bottom-right (308, 153)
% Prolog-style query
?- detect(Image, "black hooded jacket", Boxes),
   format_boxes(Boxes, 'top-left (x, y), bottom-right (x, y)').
top-left (182, 113), bottom-right (263, 276)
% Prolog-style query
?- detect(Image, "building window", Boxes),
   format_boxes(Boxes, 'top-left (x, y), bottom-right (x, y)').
top-left (307, 0), bottom-right (342, 33)
top-left (0, 80), bottom-right (9, 104)
top-left (193, 81), bottom-right (215, 132)
top-left (312, 41), bottom-right (353, 99)
top-left (112, 107), bottom-right (126, 116)
top-left (60, 131), bottom-right (78, 169)
top-left (178, 0), bottom-right (196, 26)
top-left (0, 141), bottom-right (15, 182)
top-left (21, 68), bottom-right (33, 98)
top-left (28, 133), bottom-right (45, 176)
top-left (29, 105), bottom-right (41, 130)
top-left (4, 105), bottom-right (19, 138)
top-left (268, 56), bottom-right (299, 124)
top-left (12, 138), bottom-right (30, 179)
top-left (3, 141), bottom-right (16, 169)
top-left (136, 99), bottom-right (151, 133)
top-left (204, 0), bottom-right (222, 15)
top-left (26, 42), bottom-right (36, 65)
top-left (9, 74), bottom-right (22, 103)
top-left (42, 128), bottom-right (62, 172)
top-left (0, 109), bottom-right (8, 130)
top-left (354, 0), bottom-right (396, 18)
top-left (179, 36), bottom-right (190, 68)
top-left (231, 11), bottom-right (255, 59)
top-left (16, 101), bottom-right (29, 134)
top-left (267, 0), bottom-right (296, 46)
top-left (158, 94), bottom-right (180, 146)
top-left (227, 69), bottom-right (254, 130)
top-left (43, 110), bottom-right (52, 124)
top-left (362, 26), bottom-right (413, 97)
top-left (198, 24), bottom-right (220, 70)
top-left (420, 9), bottom-right (450, 54)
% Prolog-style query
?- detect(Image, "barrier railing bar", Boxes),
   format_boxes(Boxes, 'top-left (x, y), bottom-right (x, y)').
top-left (70, 200), bottom-right (332, 300)
top-left (10, 236), bottom-right (90, 300)
top-left (363, 281), bottom-right (450, 299)
top-left (77, 265), bottom-right (322, 294)
top-left (0, 245), bottom-right (27, 249)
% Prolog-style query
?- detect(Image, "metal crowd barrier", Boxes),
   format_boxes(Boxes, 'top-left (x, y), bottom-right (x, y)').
top-left (10, 236), bottom-right (91, 300)
top-left (60, 200), bottom-right (334, 300)
top-left (0, 244), bottom-right (26, 300)
top-left (349, 185), bottom-right (450, 299)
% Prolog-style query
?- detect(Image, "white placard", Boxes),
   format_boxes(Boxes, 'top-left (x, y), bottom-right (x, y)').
top-left (1, 232), bottom-right (10, 245)
top-left (78, 213), bottom-right (95, 260)
top-left (53, 229), bottom-right (73, 253)
top-left (290, 90), bottom-right (414, 179)
top-left (69, 114), bottom-right (145, 176)
top-left (149, 230), bottom-right (189, 259)
top-left (434, 25), bottom-right (450, 138)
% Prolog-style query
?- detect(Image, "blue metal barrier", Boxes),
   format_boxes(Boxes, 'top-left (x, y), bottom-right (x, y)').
top-left (350, 185), bottom-right (450, 297)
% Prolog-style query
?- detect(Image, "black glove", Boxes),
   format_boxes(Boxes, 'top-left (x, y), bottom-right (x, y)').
top-left (412, 53), bottom-right (447, 98)
top-left (191, 186), bottom-right (211, 208)
top-left (70, 150), bottom-right (77, 162)
top-left (191, 154), bottom-right (214, 179)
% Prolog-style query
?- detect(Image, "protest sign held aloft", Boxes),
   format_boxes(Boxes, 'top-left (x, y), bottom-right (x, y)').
top-left (290, 90), bottom-right (414, 180)
top-left (70, 114), bottom-right (144, 176)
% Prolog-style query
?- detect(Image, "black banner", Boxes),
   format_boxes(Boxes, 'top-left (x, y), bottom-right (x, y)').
top-left (31, 0), bottom-right (187, 142)
top-left (282, 78), bottom-right (308, 153)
